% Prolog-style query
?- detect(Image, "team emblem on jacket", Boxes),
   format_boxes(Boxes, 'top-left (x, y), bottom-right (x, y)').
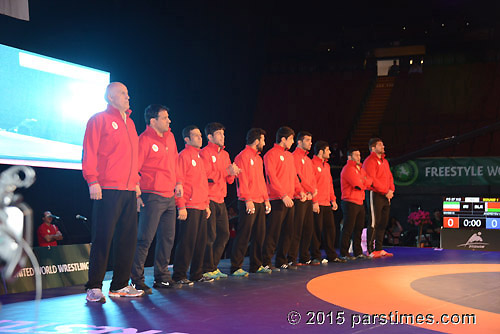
top-left (301, 158), bottom-right (305, 164)
top-left (317, 167), bottom-right (322, 172)
top-left (280, 155), bottom-right (284, 161)
top-left (152, 144), bottom-right (159, 152)
top-left (377, 160), bottom-right (381, 165)
top-left (212, 156), bottom-right (216, 163)
top-left (192, 159), bottom-right (197, 167)
top-left (250, 158), bottom-right (254, 166)
top-left (112, 121), bottom-right (118, 130)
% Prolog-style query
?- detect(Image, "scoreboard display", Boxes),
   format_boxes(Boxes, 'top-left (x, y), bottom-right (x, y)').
top-left (443, 197), bottom-right (500, 229)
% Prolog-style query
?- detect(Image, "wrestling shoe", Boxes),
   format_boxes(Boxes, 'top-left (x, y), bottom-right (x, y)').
top-left (196, 276), bottom-right (215, 283)
top-left (132, 282), bottom-right (152, 294)
top-left (256, 265), bottom-right (272, 274)
top-left (86, 288), bottom-right (106, 303)
top-left (109, 285), bottom-right (145, 298)
top-left (356, 254), bottom-right (371, 260)
top-left (213, 268), bottom-right (228, 278)
top-left (321, 258), bottom-right (329, 264)
top-left (202, 271), bottom-right (219, 280)
top-left (175, 279), bottom-right (194, 286)
top-left (263, 265), bottom-right (280, 272)
top-left (153, 280), bottom-right (180, 289)
top-left (380, 250), bottom-right (394, 257)
top-left (369, 251), bottom-right (383, 258)
top-left (332, 257), bottom-right (347, 263)
top-left (310, 259), bottom-right (321, 266)
top-left (231, 269), bottom-right (249, 277)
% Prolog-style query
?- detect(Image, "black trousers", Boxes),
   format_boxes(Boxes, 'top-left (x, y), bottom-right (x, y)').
top-left (203, 201), bottom-right (230, 273)
top-left (172, 208), bottom-right (207, 281)
top-left (366, 191), bottom-right (391, 252)
top-left (311, 205), bottom-right (338, 260)
top-left (230, 201), bottom-right (266, 273)
top-left (262, 200), bottom-right (295, 267)
top-left (340, 201), bottom-right (365, 257)
top-left (86, 189), bottom-right (137, 291)
top-left (289, 200), bottom-right (313, 263)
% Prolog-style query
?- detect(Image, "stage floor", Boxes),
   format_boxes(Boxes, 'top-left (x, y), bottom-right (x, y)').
top-left (1, 247), bottom-right (499, 334)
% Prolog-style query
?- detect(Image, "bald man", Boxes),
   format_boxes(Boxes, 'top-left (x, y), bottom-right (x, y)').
top-left (82, 82), bottom-right (144, 302)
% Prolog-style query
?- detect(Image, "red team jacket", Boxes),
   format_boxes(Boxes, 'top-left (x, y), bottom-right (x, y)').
top-left (138, 126), bottom-right (179, 198)
top-left (362, 152), bottom-right (395, 195)
top-left (341, 160), bottom-right (372, 205)
top-left (176, 144), bottom-right (209, 210)
top-left (311, 155), bottom-right (336, 206)
top-left (200, 142), bottom-right (235, 204)
top-left (82, 105), bottom-right (139, 190)
top-left (292, 147), bottom-right (317, 199)
top-left (264, 144), bottom-right (303, 201)
top-left (234, 145), bottom-right (269, 203)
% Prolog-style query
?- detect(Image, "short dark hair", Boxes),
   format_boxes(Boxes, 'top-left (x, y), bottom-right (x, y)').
top-left (314, 140), bottom-right (329, 155)
top-left (182, 125), bottom-right (199, 140)
top-left (296, 131), bottom-right (312, 142)
top-left (347, 148), bottom-right (360, 156)
top-left (246, 128), bottom-right (266, 145)
top-left (275, 126), bottom-right (295, 144)
top-left (204, 122), bottom-right (225, 138)
top-left (368, 137), bottom-right (382, 152)
top-left (144, 104), bottom-right (169, 125)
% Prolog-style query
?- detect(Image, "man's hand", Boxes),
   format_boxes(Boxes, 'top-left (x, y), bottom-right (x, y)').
top-left (331, 201), bottom-right (338, 211)
top-left (228, 163), bottom-right (241, 176)
top-left (300, 192), bottom-right (307, 202)
top-left (246, 201), bottom-right (255, 215)
top-left (89, 183), bottom-right (102, 200)
top-left (313, 202), bottom-right (320, 213)
top-left (135, 185), bottom-right (141, 198)
top-left (386, 189), bottom-right (394, 201)
top-left (175, 184), bottom-right (184, 198)
top-left (265, 200), bottom-right (271, 214)
top-left (282, 195), bottom-right (294, 208)
top-left (54, 231), bottom-right (63, 240)
top-left (137, 196), bottom-right (145, 212)
top-left (178, 208), bottom-right (188, 220)
top-left (306, 193), bottom-right (313, 201)
top-left (206, 206), bottom-right (211, 219)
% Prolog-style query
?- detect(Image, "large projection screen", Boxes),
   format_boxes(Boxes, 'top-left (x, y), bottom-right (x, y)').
top-left (0, 44), bottom-right (110, 170)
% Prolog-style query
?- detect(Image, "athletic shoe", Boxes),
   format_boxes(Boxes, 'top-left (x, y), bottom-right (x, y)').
top-left (280, 263), bottom-right (298, 270)
top-left (213, 268), bottom-right (228, 278)
top-left (153, 280), bottom-right (180, 289)
top-left (231, 268), bottom-right (249, 277)
top-left (263, 265), bottom-right (280, 272)
top-left (321, 259), bottom-right (329, 264)
top-left (369, 250), bottom-right (383, 258)
top-left (332, 257), bottom-right (347, 263)
top-left (256, 265), bottom-right (272, 274)
top-left (109, 285), bottom-right (145, 298)
top-left (86, 288), bottom-right (106, 303)
top-left (380, 250), bottom-right (394, 257)
top-left (301, 260), bottom-right (314, 265)
top-left (356, 254), bottom-right (371, 260)
top-left (196, 276), bottom-right (214, 283)
top-left (132, 282), bottom-right (152, 294)
top-left (339, 256), bottom-right (356, 261)
top-left (176, 279), bottom-right (194, 286)
top-left (288, 262), bottom-right (300, 269)
top-left (295, 262), bottom-right (306, 266)
top-left (203, 271), bottom-right (219, 280)
top-left (310, 259), bottom-right (321, 266)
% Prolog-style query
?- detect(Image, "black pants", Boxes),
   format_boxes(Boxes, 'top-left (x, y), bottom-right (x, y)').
top-left (340, 201), bottom-right (365, 257)
top-left (230, 201), bottom-right (266, 273)
top-left (131, 193), bottom-right (176, 284)
top-left (172, 208), bottom-right (207, 281)
top-left (86, 189), bottom-right (137, 291)
top-left (262, 200), bottom-right (295, 267)
top-left (203, 201), bottom-right (230, 273)
top-left (311, 205), bottom-right (338, 260)
top-left (289, 200), bottom-right (313, 263)
top-left (366, 191), bottom-right (390, 252)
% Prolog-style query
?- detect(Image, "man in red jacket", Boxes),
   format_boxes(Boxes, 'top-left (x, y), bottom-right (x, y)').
top-left (362, 138), bottom-right (395, 258)
top-left (172, 125), bottom-right (213, 285)
top-left (309, 141), bottom-right (345, 264)
top-left (37, 211), bottom-right (63, 247)
top-left (131, 104), bottom-right (183, 294)
top-left (200, 122), bottom-right (240, 279)
top-left (82, 82), bottom-right (144, 302)
top-left (289, 131), bottom-right (316, 266)
top-left (230, 128), bottom-right (272, 276)
top-left (263, 126), bottom-right (305, 270)
top-left (340, 148), bottom-right (372, 260)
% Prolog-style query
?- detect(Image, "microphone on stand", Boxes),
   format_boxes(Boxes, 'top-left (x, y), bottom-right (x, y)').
top-left (75, 214), bottom-right (88, 221)
top-left (49, 214), bottom-right (60, 220)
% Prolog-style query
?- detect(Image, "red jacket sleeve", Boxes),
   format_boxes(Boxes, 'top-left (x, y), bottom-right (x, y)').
top-left (235, 153), bottom-right (251, 201)
top-left (264, 152), bottom-right (287, 199)
top-left (82, 116), bottom-right (101, 186)
top-left (175, 153), bottom-right (189, 209)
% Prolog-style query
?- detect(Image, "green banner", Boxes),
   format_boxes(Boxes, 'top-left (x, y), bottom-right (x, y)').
top-left (1, 244), bottom-right (90, 294)
top-left (392, 157), bottom-right (500, 186)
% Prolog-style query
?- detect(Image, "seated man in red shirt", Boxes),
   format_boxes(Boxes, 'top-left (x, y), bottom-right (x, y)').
top-left (37, 211), bottom-right (63, 247)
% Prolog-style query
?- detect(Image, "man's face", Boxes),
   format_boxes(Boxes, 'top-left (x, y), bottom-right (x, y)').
top-left (186, 128), bottom-right (203, 149)
top-left (322, 146), bottom-right (331, 159)
top-left (43, 211), bottom-right (53, 224)
top-left (373, 141), bottom-right (385, 155)
top-left (256, 134), bottom-right (265, 152)
top-left (298, 135), bottom-right (312, 151)
top-left (209, 129), bottom-right (225, 147)
top-left (283, 135), bottom-right (294, 150)
top-left (108, 83), bottom-right (130, 112)
top-left (349, 150), bottom-right (361, 165)
top-left (151, 110), bottom-right (171, 134)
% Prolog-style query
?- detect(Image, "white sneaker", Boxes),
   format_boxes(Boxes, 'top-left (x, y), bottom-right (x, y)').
top-left (109, 285), bottom-right (145, 298)
top-left (321, 258), bottom-right (329, 264)
top-left (86, 288), bottom-right (106, 303)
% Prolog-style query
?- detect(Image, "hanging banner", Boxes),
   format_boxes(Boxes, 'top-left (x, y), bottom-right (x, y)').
top-left (392, 157), bottom-right (500, 186)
